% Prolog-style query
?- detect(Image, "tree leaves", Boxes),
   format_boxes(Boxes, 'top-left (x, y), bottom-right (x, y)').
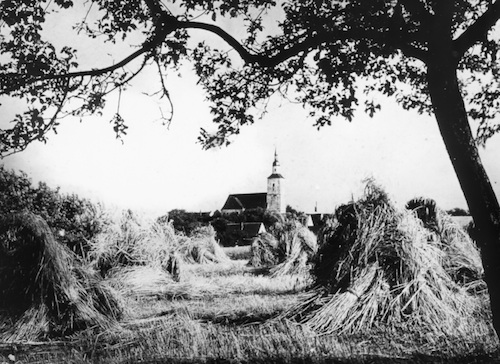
top-left (110, 113), bottom-right (128, 141)
top-left (192, 0), bottom-right (500, 147)
top-left (2, 0), bottom-right (500, 155)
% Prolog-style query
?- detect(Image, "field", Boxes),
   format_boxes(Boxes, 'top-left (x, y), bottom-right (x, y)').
top-left (1, 189), bottom-right (500, 364)
top-left (1, 255), bottom-right (499, 364)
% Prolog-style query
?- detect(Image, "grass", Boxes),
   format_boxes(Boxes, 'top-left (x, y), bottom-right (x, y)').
top-left (0, 259), bottom-right (499, 363)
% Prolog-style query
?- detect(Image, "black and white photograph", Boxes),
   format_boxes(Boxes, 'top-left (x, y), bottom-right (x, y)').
top-left (1, 1), bottom-right (500, 362)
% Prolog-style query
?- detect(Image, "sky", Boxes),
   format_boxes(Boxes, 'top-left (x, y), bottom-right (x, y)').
top-left (2, 3), bottom-right (500, 217)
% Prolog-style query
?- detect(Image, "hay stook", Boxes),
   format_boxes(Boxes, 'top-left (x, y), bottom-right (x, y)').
top-left (285, 181), bottom-right (488, 335)
top-left (248, 218), bottom-right (318, 276)
top-left (270, 223), bottom-right (318, 277)
top-left (0, 212), bottom-right (123, 342)
top-left (175, 225), bottom-right (230, 264)
top-left (248, 232), bottom-right (281, 268)
top-left (89, 211), bottom-right (180, 281)
top-left (406, 197), bottom-right (484, 288)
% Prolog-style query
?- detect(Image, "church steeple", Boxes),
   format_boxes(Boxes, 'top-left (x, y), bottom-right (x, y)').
top-left (272, 148), bottom-right (280, 173)
top-left (267, 149), bottom-right (285, 213)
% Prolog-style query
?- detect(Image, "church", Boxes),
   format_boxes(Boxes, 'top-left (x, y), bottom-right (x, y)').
top-left (221, 150), bottom-right (285, 214)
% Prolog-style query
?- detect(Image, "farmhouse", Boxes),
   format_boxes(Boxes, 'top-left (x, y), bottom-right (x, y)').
top-left (307, 213), bottom-right (326, 234)
top-left (226, 222), bottom-right (267, 245)
top-left (221, 150), bottom-right (285, 214)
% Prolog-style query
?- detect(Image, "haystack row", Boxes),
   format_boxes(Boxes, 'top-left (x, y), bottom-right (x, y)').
top-left (284, 182), bottom-right (488, 336)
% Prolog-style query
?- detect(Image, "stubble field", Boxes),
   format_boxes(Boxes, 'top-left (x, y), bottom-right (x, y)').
top-left (1, 250), bottom-right (499, 364)
top-left (1, 182), bottom-right (500, 364)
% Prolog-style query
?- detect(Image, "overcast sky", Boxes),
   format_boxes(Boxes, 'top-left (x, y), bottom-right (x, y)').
top-left (2, 3), bottom-right (500, 217)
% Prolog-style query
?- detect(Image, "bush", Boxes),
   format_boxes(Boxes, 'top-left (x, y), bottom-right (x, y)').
top-left (0, 165), bottom-right (109, 255)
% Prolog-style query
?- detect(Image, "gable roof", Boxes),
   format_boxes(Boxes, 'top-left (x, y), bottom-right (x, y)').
top-left (222, 193), bottom-right (267, 211)
top-left (308, 213), bottom-right (324, 226)
top-left (226, 222), bottom-right (266, 237)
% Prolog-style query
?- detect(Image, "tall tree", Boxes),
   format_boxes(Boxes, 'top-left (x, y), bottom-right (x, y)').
top-left (1, 0), bottom-right (500, 336)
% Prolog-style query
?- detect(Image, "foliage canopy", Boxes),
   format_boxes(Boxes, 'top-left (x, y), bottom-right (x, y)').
top-left (0, 165), bottom-right (109, 253)
top-left (2, 0), bottom-right (500, 155)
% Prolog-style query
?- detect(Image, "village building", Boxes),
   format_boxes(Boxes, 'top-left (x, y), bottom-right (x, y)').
top-left (220, 193), bottom-right (267, 214)
top-left (225, 222), bottom-right (267, 245)
top-left (221, 150), bottom-right (285, 214)
top-left (217, 150), bottom-right (326, 244)
top-left (307, 213), bottom-right (326, 234)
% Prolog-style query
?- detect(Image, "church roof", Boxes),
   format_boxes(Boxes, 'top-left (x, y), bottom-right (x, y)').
top-left (221, 193), bottom-right (267, 211)
top-left (268, 173), bottom-right (284, 179)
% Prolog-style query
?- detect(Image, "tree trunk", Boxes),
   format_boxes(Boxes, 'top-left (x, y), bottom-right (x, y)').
top-left (427, 60), bottom-right (500, 338)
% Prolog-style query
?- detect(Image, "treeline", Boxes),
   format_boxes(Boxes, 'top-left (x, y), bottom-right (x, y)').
top-left (0, 165), bottom-right (108, 254)
top-left (3, 165), bottom-right (467, 249)
top-left (0, 165), bottom-right (303, 250)
top-left (446, 207), bottom-right (470, 216)
top-left (159, 206), bottom-right (312, 247)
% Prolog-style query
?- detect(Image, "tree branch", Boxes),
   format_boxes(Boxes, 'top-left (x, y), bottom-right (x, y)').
top-left (1, 79), bottom-right (70, 157)
top-left (454, 0), bottom-right (500, 57)
top-left (2, 45), bottom-right (151, 87)
top-left (2, 12), bottom-right (428, 89)
top-left (176, 20), bottom-right (428, 66)
top-left (398, 0), bottom-right (432, 22)
top-left (2, 2), bottom-right (175, 88)
top-left (399, 42), bottom-right (428, 61)
top-left (143, 0), bottom-right (164, 20)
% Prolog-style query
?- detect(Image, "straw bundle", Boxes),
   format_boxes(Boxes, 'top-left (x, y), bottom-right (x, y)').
top-left (106, 265), bottom-right (195, 300)
top-left (271, 224), bottom-right (318, 277)
top-left (406, 197), bottom-right (439, 232)
top-left (0, 212), bottom-right (123, 342)
top-left (407, 198), bottom-right (484, 290)
top-left (285, 182), bottom-right (486, 335)
top-left (248, 232), bottom-right (280, 268)
top-left (175, 225), bottom-right (230, 264)
top-left (89, 212), bottom-right (180, 280)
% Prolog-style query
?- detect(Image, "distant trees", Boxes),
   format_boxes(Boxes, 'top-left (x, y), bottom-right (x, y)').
top-left (0, 165), bottom-right (108, 254)
top-left (162, 209), bottom-right (207, 235)
top-left (447, 207), bottom-right (470, 216)
top-left (162, 207), bottom-right (303, 246)
top-left (286, 205), bottom-right (311, 225)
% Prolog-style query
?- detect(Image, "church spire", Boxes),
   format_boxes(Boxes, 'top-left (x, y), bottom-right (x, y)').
top-left (272, 148), bottom-right (280, 173)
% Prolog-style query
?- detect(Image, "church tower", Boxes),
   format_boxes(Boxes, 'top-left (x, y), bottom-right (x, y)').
top-left (267, 149), bottom-right (285, 213)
